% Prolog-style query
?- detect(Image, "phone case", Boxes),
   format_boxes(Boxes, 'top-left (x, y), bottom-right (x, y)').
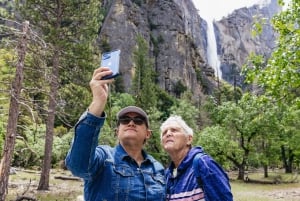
top-left (100, 49), bottom-right (121, 80)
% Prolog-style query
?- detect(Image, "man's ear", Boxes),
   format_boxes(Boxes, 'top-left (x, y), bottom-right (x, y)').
top-left (114, 128), bottom-right (118, 137)
top-left (146, 129), bottom-right (152, 139)
top-left (143, 130), bottom-right (152, 145)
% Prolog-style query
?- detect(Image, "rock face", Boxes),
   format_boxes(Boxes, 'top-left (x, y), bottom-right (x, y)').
top-left (98, 0), bottom-right (281, 99)
top-left (214, 0), bottom-right (281, 87)
top-left (98, 0), bottom-right (213, 100)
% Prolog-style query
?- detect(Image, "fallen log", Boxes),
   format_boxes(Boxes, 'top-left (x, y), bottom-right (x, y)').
top-left (15, 196), bottom-right (38, 201)
top-left (244, 176), bottom-right (279, 184)
top-left (54, 175), bottom-right (82, 181)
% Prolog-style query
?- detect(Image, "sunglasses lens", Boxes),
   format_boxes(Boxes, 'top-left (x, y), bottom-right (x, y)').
top-left (119, 116), bottom-right (145, 125)
top-left (133, 117), bottom-right (144, 125)
top-left (119, 117), bottom-right (131, 125)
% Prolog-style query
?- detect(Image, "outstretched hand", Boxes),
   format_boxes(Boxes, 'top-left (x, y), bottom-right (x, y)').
top-left (88, 67), bottom-right (114, 117)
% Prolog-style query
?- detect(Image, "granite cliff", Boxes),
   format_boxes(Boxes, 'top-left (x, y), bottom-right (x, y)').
top-left (98, 0), bottom-right (281, 100)
top-left (214, 0), bottom-right (281, 86)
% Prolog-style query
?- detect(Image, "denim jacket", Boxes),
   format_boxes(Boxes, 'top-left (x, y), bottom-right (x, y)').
top-left (65, 112), bottom-right (166, 201)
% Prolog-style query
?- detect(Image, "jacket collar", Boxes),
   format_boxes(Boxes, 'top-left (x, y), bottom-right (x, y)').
top-left (115, 144), bottom-right (152, 164)
top-left (167, 146), bottom-right (204, 177)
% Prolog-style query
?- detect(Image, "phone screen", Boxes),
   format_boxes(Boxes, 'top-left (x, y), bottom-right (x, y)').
top-left (100, 49), bottom-right (121, 80)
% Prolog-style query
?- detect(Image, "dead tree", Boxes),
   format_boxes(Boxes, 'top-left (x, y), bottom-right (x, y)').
top-left (0, 21), bottom-right (29, 201)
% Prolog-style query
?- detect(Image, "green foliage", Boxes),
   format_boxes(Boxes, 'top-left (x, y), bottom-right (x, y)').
top-left (52, 129), bottom-right (74, 166)
top-left (198, 125), bottom-right (241, 169)
top-left (113, 75), bottom-right (126, 93)
top-left (0, 0), bottom-right (14, 18)
top-left (244, 0), bottom-right (300, 101)
top-left (13, 124), bottom-right (73, 168)
top-left (99, 37), bottom-right (111, 52)
top-left (242, 53), bottom-right (266, 84)
top-left (241, 0), bottom-right (300, 173)
top-left (105, 92), bottom-right (136, 128)
top-left (173, 80), bottom-right (187, 98)
top-left (156, 87), bottom-right (176, 120)
top-left (0, 49), bottom-right (15, 123)
top-left (0, 49), bottom-right (15, 158)
top-left (145, 106), bottom-right (169, 165)
top-left (150, 34), bottom-right (164, 57)
top-left (0, 123), bottom-right (4, 158)
top-left (98, 121), bottom-right (118, 147)
top-left (202, 93), bottom-right (285, 175)
top-left (13, 125), bottom-right (46, 168)
top-left (54, 125), bottom-right (68, 137)
top-left (213, 81), bottom-right (243, 105)
top-left (169, 95), bottom-right (199, 132)
top-left (132, 34), bottom-right (157, 110)
top-left (251, 16), bottom-right (267, 37)
top-left (15, 0), bottom-right (103, 128)
top-left (56, 83), bottom-right (92, 127)
top-left (0, 0), bottom-right (298, 177)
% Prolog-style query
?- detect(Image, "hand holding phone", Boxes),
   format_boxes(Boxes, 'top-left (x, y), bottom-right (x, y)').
top-left (100, 49), bottom-right (120, 80)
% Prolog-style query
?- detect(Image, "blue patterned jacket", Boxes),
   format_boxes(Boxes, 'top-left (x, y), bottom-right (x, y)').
top-left (165, 147), bottom-right (233, 201)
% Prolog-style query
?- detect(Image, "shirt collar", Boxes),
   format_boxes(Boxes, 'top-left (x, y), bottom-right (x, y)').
top-left (115, 144), bottom-right (151, 164)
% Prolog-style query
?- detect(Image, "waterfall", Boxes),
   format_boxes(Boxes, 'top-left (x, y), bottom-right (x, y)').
top-left (206, 19), bottom-right (222, 80)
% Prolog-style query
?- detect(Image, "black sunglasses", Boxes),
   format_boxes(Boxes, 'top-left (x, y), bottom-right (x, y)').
top-left (118, 116), bottom-right (146, 125)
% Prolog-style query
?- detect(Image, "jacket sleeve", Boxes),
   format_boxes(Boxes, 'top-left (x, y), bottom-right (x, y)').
top-left (193, 154), bottom-right (233, 201)
top-left (65, 111), bottom-right (106, 180)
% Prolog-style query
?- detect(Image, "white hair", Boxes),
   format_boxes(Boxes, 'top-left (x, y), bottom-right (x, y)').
top-left (160, 115), bottom-right (193, 139)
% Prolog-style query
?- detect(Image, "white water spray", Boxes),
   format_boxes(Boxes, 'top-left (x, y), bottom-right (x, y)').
top-left (205, 19), bottom-right (222, 79)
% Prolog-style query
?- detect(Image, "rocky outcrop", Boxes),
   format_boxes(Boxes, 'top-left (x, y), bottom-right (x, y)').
top-left (214, 0), bottom-right (281, 87)
top-left (98, 0), bottom-right (281, 99)
top-left (98, 0), bottom-right (215, 100)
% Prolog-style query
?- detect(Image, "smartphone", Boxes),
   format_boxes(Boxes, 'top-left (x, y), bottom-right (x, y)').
top-left (100, 49), bottom-right (121, 80)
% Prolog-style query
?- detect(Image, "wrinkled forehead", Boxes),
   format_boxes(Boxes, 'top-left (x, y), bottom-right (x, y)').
top-left (161, 120), bottom-right (181, 131)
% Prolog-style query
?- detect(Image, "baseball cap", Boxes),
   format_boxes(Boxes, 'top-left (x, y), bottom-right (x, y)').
top-left (117, 106), bottom-right (149, 127)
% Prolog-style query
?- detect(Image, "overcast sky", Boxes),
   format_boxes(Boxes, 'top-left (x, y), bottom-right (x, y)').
top-left (192, 0), bottom-right (291, 20)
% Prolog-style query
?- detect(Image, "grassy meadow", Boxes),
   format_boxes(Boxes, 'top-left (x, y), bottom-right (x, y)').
top-left (6, 169), bottom-right (300, 201)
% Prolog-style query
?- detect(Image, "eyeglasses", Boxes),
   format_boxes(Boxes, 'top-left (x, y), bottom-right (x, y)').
top-left (118, 116), bottom-right (145, 125)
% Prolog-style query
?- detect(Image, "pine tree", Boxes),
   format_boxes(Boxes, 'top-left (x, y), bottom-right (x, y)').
top-left (15, 0), bottom-right (102, 190)
top-left (132, 35), bottom-right (157, 111)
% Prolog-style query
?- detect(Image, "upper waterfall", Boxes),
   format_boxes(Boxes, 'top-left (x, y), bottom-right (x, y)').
top-left (204, 18), bottom-right (222, 80)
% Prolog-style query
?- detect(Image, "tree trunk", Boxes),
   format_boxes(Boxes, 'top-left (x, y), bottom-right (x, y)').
top-left (281, 145), bottom-right (288, 171)
top-left (37, 0), bottom-right (62, 190)
top-left (264, 165), bottom-right (268, 178)
top-left (286, 149), bottom-right (294, 173)
top-left (280, 145), bottom-right (294, 173)
top-left (0, 21), bottom-right (29, 201)
top-left (37, 49), bottom-right (60, 190)
top-left (237, 164), bottom-right (245, 180)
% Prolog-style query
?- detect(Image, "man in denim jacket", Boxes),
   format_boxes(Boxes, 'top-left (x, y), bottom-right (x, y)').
top-left (65, 67), bottom-right (165, 201)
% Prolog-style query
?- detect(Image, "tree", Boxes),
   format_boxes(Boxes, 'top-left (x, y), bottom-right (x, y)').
top-left (202, 94), bottom-right (277, 180)
top-left (131, 35), bottom-right (157, 110)
top-left (15, 0), bottom-right (102, 190)
top-left (169, 92), bottom-right (199, 132)
top-left (243, 0), bottom-right (300, 173)
top-left (0, 21), bottom-right (29, 201)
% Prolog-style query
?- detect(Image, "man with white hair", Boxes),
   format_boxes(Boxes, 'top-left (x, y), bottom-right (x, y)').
top-left (160, 115), bottom-right (233, 201)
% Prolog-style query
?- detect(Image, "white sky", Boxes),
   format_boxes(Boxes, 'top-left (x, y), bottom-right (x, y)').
top-left (192, 0), bottom-right (291, 20)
